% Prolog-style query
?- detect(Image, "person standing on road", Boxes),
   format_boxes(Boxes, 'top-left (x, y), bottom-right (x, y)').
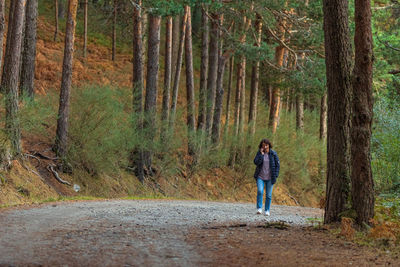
top-left (253, 139), bottom-right (280, 216)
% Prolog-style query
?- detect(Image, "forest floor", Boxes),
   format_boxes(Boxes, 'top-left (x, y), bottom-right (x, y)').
top-left (0, 200), bottom-right (398, 266)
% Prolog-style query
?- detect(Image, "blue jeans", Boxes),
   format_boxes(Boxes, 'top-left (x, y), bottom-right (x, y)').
top-left (256, 178), bottom-right (274, 211)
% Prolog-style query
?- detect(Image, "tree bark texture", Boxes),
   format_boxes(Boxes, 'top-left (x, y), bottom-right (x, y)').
top-left (169, 9), bottom-right (188, 130)
top-left (171, 15), bottom-right (180, 85)
top-left (351, 0), bottom-right (375, 225)
top-left (20, 0), bottom-right (38, 98)
top-left (248, 15), bottom-right (262, 135)
top-left (54, 0), bottom-right (78, 158)
top-left (224, 56), bottom-right (234, 133)
top-left (323, 0), bottom-right (352, 224)
top-left (112, 0), bottom-right (117, 61)
top-left (2, 0), bottom-right (16, 89)
top-left (161, 16), bottom-right (172, 142)
top-left (205, 13), bottom-right (219, 135)
top-left (0, 0), bottom-right (6, 74)
top-left (239, 57), bottom-right (246, 134)
top-left (233, 60), bottom-right (243, 137)
top-left (83, 0), bottom-right (88, 58)
top-left (54, 0), bottom-right (58, 41)
top-left (185, 6), bottom-right (196, 155)
top-left (132, 0), bottom-right (144, 182)
top-left (296, 93), bottom-right (304, 130)
top-left (143, 14), bottom-right (161, 174)
top-left (319, 92), bottom-right (327, 140)
top-left (212, 55), bottom-right (227, 144)
top-left (2, 0), bottom-right (26, 157)
top-left (197, 6), bottom-right (209, 132)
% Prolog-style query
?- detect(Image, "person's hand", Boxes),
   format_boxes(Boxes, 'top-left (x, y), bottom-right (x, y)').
top-left (260, 148), bottom-right (264, 154)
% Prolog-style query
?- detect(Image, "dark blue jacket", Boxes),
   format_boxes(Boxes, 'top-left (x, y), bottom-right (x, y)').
top-left (253, 149), bottom-right (280, 184)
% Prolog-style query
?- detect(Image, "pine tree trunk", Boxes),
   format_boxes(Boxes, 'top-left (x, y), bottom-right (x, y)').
top-left (161, 16), bottom-right (172, 142)
top-left (269, 45), bottom-right (285, 133)
top-left (212, 55), bottom-right (227, 144)
top-left (0, 0), bottom-right (6, 73)
top-left (2, 0), bottom-right (16, 90)
top-left (83, 0), bottom-right (87, 58)
top-left (169, 9), bottom-right (188, 130)
top-left (132, 0), bottom-right (144, 182)
top-left (54, 0), bottom-right (58, 41)
top-left (20, 0), bottom-right (38, 99)
top-left (205, 13), bottom-right (219, 135)
top-left (197, 6), bottom-right (209, 132)
top-left (2, 0), bottom-right (26, 158)
top-left (248, 15), bottom-right (262, 135)
top-left (224, 56), bottom-right (234, 134)
top-left (54, 0), bottom-right (78, 158)
top-left (143, 14), bottom-right (161, 174)
top-left (319, 92), bottom-right (327, 140)
top-left (296, 93), bottom-right (304, 130)
top-left (239, 57), bottom-right (246, 134)
top-left (185, 6), bottom-right (196, 155)
top-left (233, 60), bottom-right (243, 137)
top-left (112, 0), bottom-right (117, 61)
top-left (351, 0), bottom-right (374, 226)
top-left (171, 15), bottom-right (180, 84)
top-left (323, 0), bottom-right (352, 224)
top-left (58, 0), bottom-right (65, 19)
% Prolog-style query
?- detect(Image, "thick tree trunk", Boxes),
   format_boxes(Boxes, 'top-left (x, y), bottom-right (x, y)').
top-left (319, 92), bottom-right (327, 140)
top-left (143, 14), bottom-right (161, 175)
top-left (323, 0), bottom-right (352, 224)
top-left (54, 0), bottom-right (58, 41)
top-left (296, 93), bottom-right (304, 130)
top-left (20, 0), bottom-right (38, 99)
top-left (351, 0), bottom-right (374, 226)
top-left (83, 0), bottom-right (88, 58)
top-left (2, 0), bottom-right (16, 89)
top-left (169, 9), bottom-right (188, 130)
top-left (212, 55), bottom-right (227, 144)
top-left (248, 15), bottom-right (262, 135)
top-left (185, 6), bottom-right (196, 155)
top-left (54, 0), bottom-right (78, 158)
top-left (269, 45), bottom-right (285, 133)
top-left (205, 13), bottom-right (219, 135)
top-left (112, 0), bottom-right (117, 61)
top-left (161, 16), bottom-right (172, 142)
top-left (0, 0), bottom-right (6, 73)
top-left (224, 56), bottom-right (234, 134)
top-left (132, 0), bottom-right (144, 182)
top-left (171, 15), bottom-right (180, 85)
top-left (197, 6), bottom-right (209, 132)
top-left (2, 0), bottom-right (26, 158)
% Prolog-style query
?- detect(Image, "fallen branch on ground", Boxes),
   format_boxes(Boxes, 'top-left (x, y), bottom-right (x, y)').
top-left (47, 165), bottom-right (71, 186)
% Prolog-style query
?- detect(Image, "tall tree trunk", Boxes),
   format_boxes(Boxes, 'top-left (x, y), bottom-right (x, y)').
top-left (83, 0), bottom-right (88, 58)
top-left (20, 0), bottom-right (38, 99)
top-left (351, 0), bottom-right (374, 225)
top-left (319, 92), bottom-right (327, 140)
top-left (248, 15), bottom-right (262, 135)
top-left (212, 55), bottom-right (227, 144)
top-left (185, 6), bottom-right (196, 155)
top-left (296, 93), bottom-right (304, 130)
top-left (169, 9), bottom-right (188, 130)
top-left (132, 0), bottom-right (144, 182)
top-left (205, 13), bottom-right (219, 135)
top-left (161, 16), bottom-right (172, 142)
top-left (112, 0), bottom-right (117, 61)
top-left (2, 0), bottom-right (26, 158)
top-left (233, 60), bottom-right (243, 137)
top-left (171, 15), bottom-right (180, 85)
top-left (224, 56), bottom-right (234, 134)
top-left (239, 57), bottom-right (246, 134)
top-left (143, 14), bottom-right (161, 175)
top-left (58, 0), bottom-right (65, 19)
top-left (54, 0), bottom-right (58, 41)
top-left (197, 6), bottom-right (209, 132)
top-left (323, 0), bottom-right (352, 224)
top-left (0, 0), bottom-right (6, 73)
top-left (2, 0), bottom-right (16, 89)
top-left (54, 0), bottom-right (78, 158)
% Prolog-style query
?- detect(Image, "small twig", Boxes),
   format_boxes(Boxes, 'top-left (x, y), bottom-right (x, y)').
top-left (24, 153), bottom-right (41, 167)
top-left (47, 165), bottom-right (71, 186)
top-left (21, 161), bottom-right (45, 182)
top-left (389, 69), bottom-right (400, 75)
top-left (33, 152), bottom-right (58, 161)
top-left (288, 193), bottom-right (300, 206)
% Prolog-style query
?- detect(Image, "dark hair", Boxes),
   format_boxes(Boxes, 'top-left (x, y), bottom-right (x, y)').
top-left (258, 139), bottom-right (272, 149)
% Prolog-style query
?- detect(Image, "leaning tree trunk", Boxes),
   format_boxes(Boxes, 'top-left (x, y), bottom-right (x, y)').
top-left (143, 14), bottom-right (161, 175)
top-left (54, 0), bottom-right (78, 158)
top-left (296, 93), bottom-right (304, 130)
top-left (161, 16), bottom-right (172, 142)
top-left (205, 13), bottom-right (219, 135)
top-left (323, 0), bottom-right (352, 224)
top-left (248, 14), bottom-right (262, 135)
top-left (20, 0), bottom-right (38, 99)
top-left (185, 6), bottom-right (196, 155)
top-left (197, 6), bottom-right (209, 132)
top-left (351, 0), bottom-right (374, 226)
top-left (2, 0), bottom-right (26, 158)
top-left (169, 9), bottom-right (188, 130)
top-left (112, 0), bottom-right (117, 61)
top-left (0, 0), bottom-right (6, 74)
top-left (319, 92), bottom-right (327, 140)
top-left (132, 0), bottom-right (144, 182)
top-left (83, 0), bottom-right (88, 58)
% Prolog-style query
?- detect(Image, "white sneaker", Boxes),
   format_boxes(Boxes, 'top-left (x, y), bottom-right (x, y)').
top-left (265, 210), bottom-right (270, 216)
top-left (257, 209), bottom-right (262, 214)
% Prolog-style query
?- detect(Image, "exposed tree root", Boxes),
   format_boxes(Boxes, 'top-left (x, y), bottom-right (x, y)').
top-left (47, 165), bottom-right (71, 186)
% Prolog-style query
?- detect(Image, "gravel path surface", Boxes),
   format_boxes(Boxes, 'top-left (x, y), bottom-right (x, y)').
top-left (0, 200), bottom-right (322, 266)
